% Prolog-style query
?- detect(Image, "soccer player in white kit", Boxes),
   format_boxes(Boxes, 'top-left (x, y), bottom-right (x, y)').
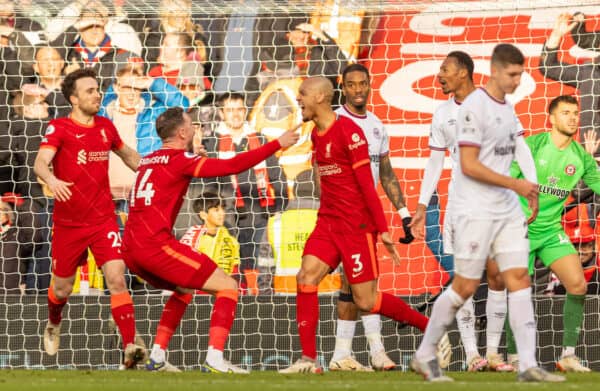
top-left (412, 44), bottom-right (564, 382)
top-left (411, 51), bottom-right (519, 372)
top-left (328, 63), bottom-right (418, 371)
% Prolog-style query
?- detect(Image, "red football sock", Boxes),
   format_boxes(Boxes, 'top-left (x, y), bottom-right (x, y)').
top-left (208, 289), bottom-right (238, 351)
top-left (155, 292), bottom-right (193, 349)
top-left (372, 291), bottom-right (428, 332)
top-left (111, 292), bottom-right (136, 347)
top-left (297, 284), bottom-right (319, 360)
top-left (47, 285), bottom-right (67, 325)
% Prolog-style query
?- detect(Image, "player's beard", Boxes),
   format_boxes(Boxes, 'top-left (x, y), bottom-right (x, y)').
top-left (557, 126), bottom-right (577, 138)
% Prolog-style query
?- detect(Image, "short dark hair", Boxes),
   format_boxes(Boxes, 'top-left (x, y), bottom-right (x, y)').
top-left (342, 63), bottom-right (370, 83)
top-left (447, 51), bottom-right (474, 81)
top-left (491, 43), bottom-right (525, 67)
top-left (156, 107), bottom-right (186, 140)
top-left (548, 95), bottom-right (579, 114)
top-left (61, 68), bottom-right (98, 106)
top-left (193, 192), bottom-right (223, 214)
top-left (218, 92), bottom-right (246, 108)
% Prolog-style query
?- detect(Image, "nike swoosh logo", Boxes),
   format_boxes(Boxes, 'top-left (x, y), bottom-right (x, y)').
top-left (76, 134), bottom-right (85, 138)
top-left (352, 272), bottom-right (363, 278)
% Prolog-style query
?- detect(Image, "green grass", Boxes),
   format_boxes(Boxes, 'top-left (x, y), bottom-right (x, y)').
top-left (0, 371), bottom-right (598, 391)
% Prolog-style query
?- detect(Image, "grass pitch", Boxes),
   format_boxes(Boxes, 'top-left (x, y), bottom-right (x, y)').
top-left (0, 370), bottom-right (598, 391)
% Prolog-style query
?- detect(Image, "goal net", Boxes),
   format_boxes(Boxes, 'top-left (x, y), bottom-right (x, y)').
top-left (1, 0), bottom-right (599, 371)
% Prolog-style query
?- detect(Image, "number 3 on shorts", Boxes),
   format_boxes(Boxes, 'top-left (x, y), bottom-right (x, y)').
top-left (351, 253), bottom-right (363, 274)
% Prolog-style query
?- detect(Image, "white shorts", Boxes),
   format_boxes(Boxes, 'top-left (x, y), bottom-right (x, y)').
top-left (451, 215), bottom-right (529, 279)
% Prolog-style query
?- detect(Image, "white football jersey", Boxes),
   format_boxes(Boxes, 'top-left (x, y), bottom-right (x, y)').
top-left (427, 97), bottom-right (461, 211)
top-left (454, 88), bottom-right (525, 219)
top-left (336, 105), bottom-right (389, 186)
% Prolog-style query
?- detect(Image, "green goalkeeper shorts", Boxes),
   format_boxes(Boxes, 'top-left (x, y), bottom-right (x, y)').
top-left (528, 229), bottom-right (577, 275)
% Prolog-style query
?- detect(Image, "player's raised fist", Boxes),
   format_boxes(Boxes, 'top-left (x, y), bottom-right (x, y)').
top-left (278, 123), bottom-right (302, 148)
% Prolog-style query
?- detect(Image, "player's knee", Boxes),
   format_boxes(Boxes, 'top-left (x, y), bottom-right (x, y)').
top-left (104, 273), bottom-right (127, 293)
top-left (352, 294), bottom-right (375, 313)
top-left (296, 268), bottom-right (319, 286)
top-left (567, 277), bottom-right (587, 295)
top-left (52, 283), bottom-right (73, 300)
top-left (487, 272), bottom-right (505, 291)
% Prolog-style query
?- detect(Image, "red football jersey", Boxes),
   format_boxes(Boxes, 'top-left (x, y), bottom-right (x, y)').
top-left (39, 116), bottom-right (123, 226)
top-left (124, 140), bottom-right (281, 247)
top-left (312, 115), bottom-right (384, 233)
top-left (124, 148), bottom-right (207, 246)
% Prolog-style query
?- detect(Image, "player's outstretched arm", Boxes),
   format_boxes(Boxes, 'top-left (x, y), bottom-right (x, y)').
top-left (410, 149), bottom-right (445, 240)
top-left (34, 148), bottom-right (73, 202)
top-left (379, 154), bottom-right (412, 244)
top-left (197, 126), bottom-right (300, 178)
top-left (114, 143), bottom-right (141, 172)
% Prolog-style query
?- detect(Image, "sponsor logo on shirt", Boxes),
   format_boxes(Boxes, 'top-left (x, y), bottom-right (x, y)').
top-left (539, 174), bottom-right (569, 199)
top-left (494, 144), bottom-right (515, 156)
top-left (140, 155), bottom-right (170, 165)
top-left (348, 133), bottom-right (366, 150)
top-left (87, 151), bottom-right (109, 162)
top-left (318, 163), bottom-right (342, 176)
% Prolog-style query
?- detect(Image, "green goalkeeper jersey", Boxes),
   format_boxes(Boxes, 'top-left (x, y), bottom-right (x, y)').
top-left (511, 132), bottom-right (600, 236)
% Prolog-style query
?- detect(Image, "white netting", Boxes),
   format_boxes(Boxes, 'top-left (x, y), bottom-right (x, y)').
top-left (1, 0), bottom-right (600, 371)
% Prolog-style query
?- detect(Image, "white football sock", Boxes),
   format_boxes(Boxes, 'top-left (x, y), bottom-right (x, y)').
top-left (331, 319), bottom-right (356, 361)
top-left (361, 314), bottom-right (385, 356)
top-left (456, 297), bottom-right (478, 361)
top-left (416, 287), bottom-right (465, 361)
top-left (508, 288), bottom-right (537, 372)
top-left (150, 343), bottom-right (165, 363)
top-left (486, 289), bottom-right (507, 355)
top-left (206, 345), bottom-right (224, 366)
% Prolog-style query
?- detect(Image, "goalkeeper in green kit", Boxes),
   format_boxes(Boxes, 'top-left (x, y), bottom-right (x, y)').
top-left (508, 95), bottom-right (600, 372)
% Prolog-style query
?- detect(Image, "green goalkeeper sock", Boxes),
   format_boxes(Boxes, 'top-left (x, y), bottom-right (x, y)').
top-left (504, 316), bottom-right (517, 355)
top-left (563, 293), bottom-right (585, 349)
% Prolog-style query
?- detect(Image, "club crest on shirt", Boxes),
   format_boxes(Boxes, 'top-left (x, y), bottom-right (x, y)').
top-left (564, 164), bottom-right (576, 176)
top-left (372, 128), bottom-right (381, 139)
top-left (352, 133), bottom-right (360, 142)
top-left (325, 142), bottom-right (332, 158)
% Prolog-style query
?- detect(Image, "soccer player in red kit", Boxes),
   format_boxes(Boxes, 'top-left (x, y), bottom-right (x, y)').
top-left (34, 68), bottom-right (144, 368)
top-left (280, 77), bottom-right (446, 373)
top-left (123, 107), bottom-right (299, 373)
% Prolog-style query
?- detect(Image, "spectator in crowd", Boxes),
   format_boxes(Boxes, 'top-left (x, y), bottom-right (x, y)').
top-left (0, 113), bottom-right (24, 195)
top-left (22, 46), bottom-right (69, 118)
top-left (148, 32), bottom-right (198, 85)
top-left (0, 197), bottom-right (26, 295)
top-left (180, 192), bottom-right (240, 278)
top-left (202, 2), bottom-right (277, 107)
top-left (15, 0), bottom-right (51, 30)
top-left (0, 193), bottom-right (50, 294)
top-left (571, 12), bottom-right (600, 51)
top-left (537, 219), bottom-right (600, 296)
top-left (213, 92), bottom-right (288, 285)
top-left (540, 13), bottom-right (600, 153)
top-left (50, 1), bottom-right (139, 91)
top-left (10, 90), bottom-right (50, 206)
top-left (128, 0), bottom-right (207, 69)
top-left (176, 61), bottom-right (207, 107)
top-left (46, 0), bottom-right (142, 57)
top-left (99, 63), bottom-right (189, 157)
top-left (256, 169), bottom-right (338, 295)
top-left (259, 19), bottom-right (348, 104)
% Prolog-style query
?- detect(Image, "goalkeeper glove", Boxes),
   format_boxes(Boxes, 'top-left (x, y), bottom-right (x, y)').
top-left (398, 207), bottom-right (414, 244)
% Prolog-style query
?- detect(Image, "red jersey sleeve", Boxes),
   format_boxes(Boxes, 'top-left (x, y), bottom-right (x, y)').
top-left (39, 121), bottom-right (63, 151)
top-left (341, 120), bottom-right (370, 170)
top-left (342, 119), bottom-right (388, 234)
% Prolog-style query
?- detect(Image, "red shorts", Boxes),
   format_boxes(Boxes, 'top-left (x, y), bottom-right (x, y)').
top-left (123, 238), bottom-right (218, 291)
top-left (302, 219), bottom-right (379, 284)
top-left (51, 219), bottom-right (122, 278)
